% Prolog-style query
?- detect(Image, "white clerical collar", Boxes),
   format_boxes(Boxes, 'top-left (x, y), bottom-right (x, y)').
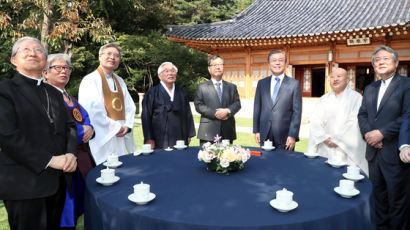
top-left (103, 71), bottom-right (114, 79)
top-left (160, 81), bottom-right (175, 101)
top-left (20, 72), bottom-right (45, 86)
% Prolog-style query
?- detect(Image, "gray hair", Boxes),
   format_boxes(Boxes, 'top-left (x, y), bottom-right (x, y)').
top-left (158, 62), bottom-right (178, 75)
top-left (371, 45), bottom-right (399, 65)
top-left (208, 55), bottom-right (224, 66)
top-left (46, 53), bottom-right (72, 71)
top-left (11, 36), bottom-right (47, 58)
top-left (267, 50), bottom-right (287, 63)
top-left (99, 43), bottom-right (122, 58)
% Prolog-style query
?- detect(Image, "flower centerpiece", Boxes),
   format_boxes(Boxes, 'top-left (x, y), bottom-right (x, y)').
top-left (197, 135), bottom-right (251, 175)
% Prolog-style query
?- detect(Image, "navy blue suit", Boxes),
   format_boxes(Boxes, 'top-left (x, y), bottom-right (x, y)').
top-left (253, 75), bottom-right (302, 149)
top-left (358, 73), bottom-right (410, 229)
top-left (399, 107), bottom-right (410, 148)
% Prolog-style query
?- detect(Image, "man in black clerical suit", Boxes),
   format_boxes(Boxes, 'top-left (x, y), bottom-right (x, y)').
top-left (358, 45), bottom-right (410, 230)
top-left (194, 55), bottom-right (241, 145)
top-left (0, 37), bottom-right (77, 230)
top-left (142, 62), bottom-right (195, 149)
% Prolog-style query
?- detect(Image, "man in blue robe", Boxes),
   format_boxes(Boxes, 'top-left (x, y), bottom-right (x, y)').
top-left (142, 62), bottom-right (196, 149)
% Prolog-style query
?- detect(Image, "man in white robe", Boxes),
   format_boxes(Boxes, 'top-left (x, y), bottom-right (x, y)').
top-left (307, 67), bottom-right (368, 175)
top-left (79, 43), bottom-right (136, 165)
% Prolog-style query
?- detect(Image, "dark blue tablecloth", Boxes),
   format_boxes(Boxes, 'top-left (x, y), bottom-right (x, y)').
top-left (85, 147), bottom-right (373, 230)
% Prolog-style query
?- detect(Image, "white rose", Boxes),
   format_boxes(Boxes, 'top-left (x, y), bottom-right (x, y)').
top-left (220, 158), bottom-right (230, 168)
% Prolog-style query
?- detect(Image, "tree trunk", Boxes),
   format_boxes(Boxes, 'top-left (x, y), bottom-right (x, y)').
top-left (41, 1), bottom-right (53, 52)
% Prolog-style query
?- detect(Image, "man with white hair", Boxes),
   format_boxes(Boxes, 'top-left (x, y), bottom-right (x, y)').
top-left (79, 43), bottom-right (136, 165)
top-left (141, 62), bottom-right (195, 149)
top-left (307, 67), bottom-right (368, 175)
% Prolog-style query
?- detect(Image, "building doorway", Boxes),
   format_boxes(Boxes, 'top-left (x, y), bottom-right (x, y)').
top-left (356, 66), bottom-right (374, 94)
top-left (311, 68), bottom-right (325, 97)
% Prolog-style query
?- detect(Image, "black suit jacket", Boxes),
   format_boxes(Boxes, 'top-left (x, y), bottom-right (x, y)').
top-left (358, 73), bottom-right (410, 163)
top-left (194, 80), bottom-right (241, 141)
top-left (0, 73), bottom-right (77, 200)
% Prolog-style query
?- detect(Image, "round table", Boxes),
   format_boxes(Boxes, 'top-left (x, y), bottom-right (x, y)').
top-left (85, 147), bottom-right (373, 230)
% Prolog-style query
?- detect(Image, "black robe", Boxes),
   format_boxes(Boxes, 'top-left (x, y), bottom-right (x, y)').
top-left (142, 84), bottom-right (195, 149)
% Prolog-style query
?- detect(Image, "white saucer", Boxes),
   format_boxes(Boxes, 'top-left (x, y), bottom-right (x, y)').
top-left (325, 160), bottom-right (345, 168)
top-left (96, 176), bottom-right (120, 186)
top-left (261, 146), bottom-right (275, 151)
top-left (134, 150), bottom-right (154, 156)
top-left (128, 192), bottom-right (156, 205)
top-left (270, 199), bottom-right (298, 212)
top-left (164, 147), bottom-right (173, 151)
top-left (343, 173), bottom-right (365, 182)
top-left (304, 152), bottom-right (319, 158)
top-left (173, 145), bottom-right (187, 150)
top-left (103, 161), bottom-right (123, 168)
top-left (334, 187), bottom-right (360, 198)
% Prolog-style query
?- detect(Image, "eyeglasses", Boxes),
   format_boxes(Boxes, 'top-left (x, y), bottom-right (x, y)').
top-left (161, 68), bottom-right (177, 74)
top-left (18, 47), bottom-right (44, 55)
top-left (270, 58), bottom-right (285, 63)
top-left (102, 52), bottom-right (120, 58)
top-left (210, 64), bottom-right (224, 68)
top-left (374, 57), bottom-right (393, 64)
top-left (50, 65), bottom-right (72, 72)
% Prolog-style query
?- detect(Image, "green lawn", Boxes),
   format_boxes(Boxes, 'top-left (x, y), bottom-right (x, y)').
top-left (0, 121), bottom-right (308, 230)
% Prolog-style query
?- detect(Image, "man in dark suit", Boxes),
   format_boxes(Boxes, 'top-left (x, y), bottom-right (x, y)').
top-left (399, 107), bottom-right (410, 163)
top-left (194, 55), bottom-right (241, 145)
top-left (358, 45), bottom-right (410, 230)
top-left (142, 62), bottom-right (196, 149)
top-left (0, 37), bottom-right (77, 230)
top-left (253, 50), bottom-right (302, 150)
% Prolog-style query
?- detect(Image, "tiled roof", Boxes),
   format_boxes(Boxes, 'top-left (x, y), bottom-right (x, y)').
top-left (167, 0), bottom-right (410, 40)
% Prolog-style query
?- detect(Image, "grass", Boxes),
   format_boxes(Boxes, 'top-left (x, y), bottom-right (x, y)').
top-left (0, 118), bottom-right (308, 230)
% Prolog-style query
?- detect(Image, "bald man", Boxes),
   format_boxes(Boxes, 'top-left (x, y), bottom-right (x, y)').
top-left (307, 68), bottom-right (368, 175)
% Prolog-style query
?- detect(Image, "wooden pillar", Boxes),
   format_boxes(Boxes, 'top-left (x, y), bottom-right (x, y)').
top-left (245, 47), bottom-right (252, 99)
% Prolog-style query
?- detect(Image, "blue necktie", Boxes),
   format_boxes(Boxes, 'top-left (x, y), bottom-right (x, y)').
top-left (215, 82), bottom-right (222, 102)
top-left (271, 77), bottom-right (280, 104)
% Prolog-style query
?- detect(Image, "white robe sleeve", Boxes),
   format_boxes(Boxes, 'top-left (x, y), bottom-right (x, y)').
top-left (307, 96), bottom-right (330, 154)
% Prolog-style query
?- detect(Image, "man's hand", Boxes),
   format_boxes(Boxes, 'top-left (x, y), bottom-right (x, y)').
top-left (255, 133), bottom-right (261, 145)
top-left (49, 155), bottom-right (66, 170)
top-left (400, 146), bottom-right (410, 163)
top-left (146, 139), bottom-right (155, 149)
top-left (116, 126), bottom-right (129, 137)
top-left (215, 108), bottom-right (229, 120)
top-left (82, 125), bottom-right (94, 143)
top-left (324, 137), bottom-right (338, 148)
top-left (63, 153), bottom-right (77, 172)
top-left (49, 153), bottom-right (77, 172)
top-left (285, 136), bottom-right (296, 150)
top-left (187, 137), bottom-right (191, 145)
top-left (364, 130), bottom-right (384, 147)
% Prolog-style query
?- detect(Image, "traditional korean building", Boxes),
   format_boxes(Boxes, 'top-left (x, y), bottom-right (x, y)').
top-left (166, 0), bottom-right (410, 99)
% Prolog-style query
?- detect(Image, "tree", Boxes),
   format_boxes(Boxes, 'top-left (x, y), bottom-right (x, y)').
top-left (0, 0), bottom-right (113, 57)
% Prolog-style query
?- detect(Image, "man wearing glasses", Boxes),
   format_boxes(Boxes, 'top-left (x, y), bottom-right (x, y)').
top-left (194, 55), bottom-right (241, 146)
top-left (0, 37), bottom-right (77, 229)
top-left (79, 43), bottom-right (136, 165)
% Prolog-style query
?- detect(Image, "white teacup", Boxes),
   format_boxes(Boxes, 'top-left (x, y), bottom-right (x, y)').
top-left (142, 144), bottom-right (152, 153)
top-left (328, 155), bottom-right (342, 165)
top-left (107, 154), bottom-right (119, 164)
top-left (134, 182), bottom-right (150, 201)
top-left (101, 167), bottom-right (115, 182)
top-left (339, 179), bottom-right (355, 194)
top-left (222, 139), bottom-right (230, 145)
top-left (176, 140), bottom-right (185, 147)
top-left (263, 140), bottom-right (273, 148)
top-left (276, 188), bottom-right (293, 207)
top-left (347, 165), bottom-right (361, 177)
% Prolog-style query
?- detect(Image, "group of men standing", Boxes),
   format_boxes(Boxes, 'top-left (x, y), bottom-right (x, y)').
top-left (0, 35), bottom-right (408, 230)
